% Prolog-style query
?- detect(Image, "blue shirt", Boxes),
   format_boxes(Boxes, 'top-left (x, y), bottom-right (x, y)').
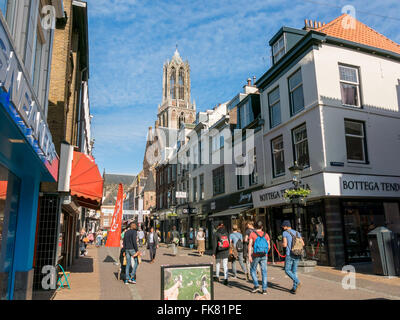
top-left (229, 232), bottom-right (243, 247)
top-left (283, 229), bottom-right (301, 257)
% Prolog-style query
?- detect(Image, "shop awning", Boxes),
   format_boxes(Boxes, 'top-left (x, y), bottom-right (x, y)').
top-left (70, 151), bottom-right (103, 210)
top-left (0, 181), bottom-right (7, 199)
top-left (208, 205), bottom-right (252, 218)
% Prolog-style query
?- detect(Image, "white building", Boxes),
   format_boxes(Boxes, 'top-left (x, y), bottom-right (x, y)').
top-left (252, 14), bottom-right (400, 267)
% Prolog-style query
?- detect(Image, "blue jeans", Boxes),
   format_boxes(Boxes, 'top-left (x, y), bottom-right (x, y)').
top-left (250, 255), bottom-right (267, 290)
top-left (125, 249), bottom-right (139, 281)
top-left (285, 254), bottom-right (300, 289)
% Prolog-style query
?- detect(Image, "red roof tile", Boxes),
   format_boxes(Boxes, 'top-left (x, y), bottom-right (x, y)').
top-left (316, 14), bottom-right (400, 55)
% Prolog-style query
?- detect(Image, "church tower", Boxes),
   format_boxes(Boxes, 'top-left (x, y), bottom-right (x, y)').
top-left (156, 48), bottom-right (196, 129)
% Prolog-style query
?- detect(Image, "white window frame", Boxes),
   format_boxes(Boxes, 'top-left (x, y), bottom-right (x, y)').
top-left (339, 64), bottom-right (361, 108)
top-left (272, 34), bottom-right (286, 64)
top-left (289, 69), bottom-right (304, 116)
top-left (292, 124), bottom-right (310, 168)
top-left (271, 136), bottom-right (285, 178)
top-left (268, 86), bottom-right (281, 128)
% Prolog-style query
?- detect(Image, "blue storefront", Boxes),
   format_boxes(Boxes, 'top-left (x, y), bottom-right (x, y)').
top-left (0, 17), bottom-right (58, 299)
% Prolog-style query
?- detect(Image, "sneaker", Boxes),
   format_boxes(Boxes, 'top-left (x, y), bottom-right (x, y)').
top-left (290, 288), bottom-right (296, 294)
top-left (124, 280), bottom-right (129, 285)
top-left (296, 282), bottom-right (302, 291)
top-left (251, 287), bottom-right (261, 293)
top-left (213, 276), bottom-right (219, 282)
top-left (223, 279), bottom-right (229, 286)
top-left (262, 290), bottom-right (267, 295)
top-left (128, 278), bottom-right (136, 284)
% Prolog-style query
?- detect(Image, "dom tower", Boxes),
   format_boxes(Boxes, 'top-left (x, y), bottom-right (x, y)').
top-left (156, 48), bottom-right (196, 129)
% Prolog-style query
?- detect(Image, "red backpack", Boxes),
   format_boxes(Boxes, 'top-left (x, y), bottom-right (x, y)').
top-left (218, 233), bottom-right (230, 250)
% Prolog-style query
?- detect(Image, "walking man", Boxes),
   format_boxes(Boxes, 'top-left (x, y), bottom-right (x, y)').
top-left (212, 222), bottom-right (230, 286)
top-left (146, 226), bottom-right (159, 263)
top-left (171, 226), bottom-right (180, 256)
top-left (123, 222), bottom-right (139, 284)
top-left (282, 220), bottom-right (305, 294)
top-left (138, 228), bottom-right (145, 247)
top-left (229, 224), bottom-right (247, 279)
top-left (248, 220), bottom-right (270, 294)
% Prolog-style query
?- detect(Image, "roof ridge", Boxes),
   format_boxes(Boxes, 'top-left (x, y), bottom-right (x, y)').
top-left (316, 13), bottom-right (400, 54)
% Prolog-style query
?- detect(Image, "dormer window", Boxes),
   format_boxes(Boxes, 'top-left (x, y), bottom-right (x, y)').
top-left (272, 34), bottom-right (286, 63)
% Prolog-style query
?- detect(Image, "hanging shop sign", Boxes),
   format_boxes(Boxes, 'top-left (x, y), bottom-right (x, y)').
top-left (0, 18), bottom-right (58, 178)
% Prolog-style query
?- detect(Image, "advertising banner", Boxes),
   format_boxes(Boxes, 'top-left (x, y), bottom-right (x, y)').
top-left (106, 183), bottom-right (124, 247)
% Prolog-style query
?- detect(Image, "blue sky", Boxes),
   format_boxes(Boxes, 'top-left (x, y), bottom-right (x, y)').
top-left (86, 0), bottom-right (400, 175)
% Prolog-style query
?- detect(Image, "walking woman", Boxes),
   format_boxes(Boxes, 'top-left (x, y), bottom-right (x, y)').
top-left (146, 226), bottom-right (159, 263)
top-left (196, 227), bottom-right (206, 256)
top-left (79, 228), bottom-right (88, 256)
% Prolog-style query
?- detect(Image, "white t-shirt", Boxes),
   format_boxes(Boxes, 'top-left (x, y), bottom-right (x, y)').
top-left (196, 231), bottom-right (205, 241)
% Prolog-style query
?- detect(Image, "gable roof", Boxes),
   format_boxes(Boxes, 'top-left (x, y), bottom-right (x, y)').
top-left (316, 14), bottom-right (400, 55)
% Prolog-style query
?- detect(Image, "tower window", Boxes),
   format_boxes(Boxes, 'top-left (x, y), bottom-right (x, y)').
top-left (170, 67), bottom-right (176, 99)
top-left (179, 68), bottom-right (184, 100)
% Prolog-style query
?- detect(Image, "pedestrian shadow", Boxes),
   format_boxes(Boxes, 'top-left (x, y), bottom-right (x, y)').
top-left (103, 255), bottom-right (116, 263)
top-left (163, 253), bottom-right (177, 257)
top-left (142, 259), bottom-right (152, 263)
top-left (267, 281), bottom-right (292, 293)
top-left (225, 281), bottom-right (253, 292)
top-left (188, 253), bottom-right (201, 257)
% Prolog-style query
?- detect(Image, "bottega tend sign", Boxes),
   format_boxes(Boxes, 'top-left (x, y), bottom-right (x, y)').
top-left (0, 18), bottom-right (57, 164)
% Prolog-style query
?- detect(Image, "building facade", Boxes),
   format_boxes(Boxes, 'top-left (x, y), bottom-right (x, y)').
top-left (0, 0), bottom-right (63, 300)
top-left (252, 15), bottom-right (400, 267)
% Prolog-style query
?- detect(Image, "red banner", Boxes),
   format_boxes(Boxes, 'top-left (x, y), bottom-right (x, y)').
top-left (106, 183), bottom-right (124, 247)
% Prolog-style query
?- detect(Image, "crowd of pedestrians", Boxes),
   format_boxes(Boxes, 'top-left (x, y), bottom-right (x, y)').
top-left (211, 219), bottom-right (304, 295)
top-left (90, 218), bottom-right (305, 295)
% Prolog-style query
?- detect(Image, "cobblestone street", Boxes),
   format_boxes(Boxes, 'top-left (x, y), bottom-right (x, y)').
top-left (52, 244), bottom-right (400, 300)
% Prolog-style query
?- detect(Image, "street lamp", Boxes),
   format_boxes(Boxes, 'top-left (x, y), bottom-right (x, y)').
top-left (288, 161), bottom-right (305, 255)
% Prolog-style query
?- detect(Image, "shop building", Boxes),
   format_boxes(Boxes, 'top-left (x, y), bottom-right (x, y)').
top-left (31, 0), bottom-right (104, 297)
top-left (0, 0), bottom-right (63, 299)
top-left (252, 15), bottom-right (400, 267)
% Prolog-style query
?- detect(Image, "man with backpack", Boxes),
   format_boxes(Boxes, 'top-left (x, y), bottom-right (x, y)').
top-left (248, 220), bottom-right (270, 294)
top-left (212, 222), bottom-right (230, 286)
top-left (229, 224), bottom-right (247, 279)
top-left (282, 220), bottom-right (305, 294)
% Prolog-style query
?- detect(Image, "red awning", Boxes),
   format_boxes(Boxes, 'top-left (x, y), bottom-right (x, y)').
top-left (70, 151), bottom-right (103, 210)
top-left (0, 181), bottom-right (7, 200)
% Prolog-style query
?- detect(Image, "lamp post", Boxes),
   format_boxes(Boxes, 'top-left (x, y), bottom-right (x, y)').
top-left (288, 161), bottom-right (304, 235)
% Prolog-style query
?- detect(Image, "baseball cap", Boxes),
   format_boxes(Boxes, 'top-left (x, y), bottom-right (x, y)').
top-left (281, 220), bottom-right (291, 228)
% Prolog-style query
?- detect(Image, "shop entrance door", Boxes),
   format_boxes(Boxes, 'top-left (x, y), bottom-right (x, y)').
top-left (342, 201), bottom-right (385, 263)
top-left (271, 206), bottom-right (296, 241)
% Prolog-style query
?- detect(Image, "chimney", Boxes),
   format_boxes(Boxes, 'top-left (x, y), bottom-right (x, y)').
top-left (303, 19), bottom-right (325, 31)
top-left (247, 78), bottom-right (252, 86)
top-left (253, 76), bottom-right (257, 86)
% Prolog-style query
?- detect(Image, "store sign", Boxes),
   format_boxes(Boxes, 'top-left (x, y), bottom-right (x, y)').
top-left (176, 191), bottom-right (187, 198)
top-left (324, 173), bottom-right (400, 198)
top-left (0, 19), bottom-right (58, 173)
top-left (252, 174), bottom-right (325, 208)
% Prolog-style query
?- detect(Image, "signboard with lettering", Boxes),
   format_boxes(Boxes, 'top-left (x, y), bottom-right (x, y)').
top-left (252, 173), bottom-right (400, 208)
top-left (324, 173), bottom-right (400, 198)
top-left (0, 18), bottom-right (58, 179)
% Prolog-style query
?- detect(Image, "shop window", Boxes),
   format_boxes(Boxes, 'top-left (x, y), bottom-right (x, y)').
top-left (343, 202), bottom-right (385, 262)
top-left (292, 124), bottom-right (310, 168)
top-left (339, 64), bottom-right (361, 107)
top-left (344, 120), bottom-right (367, 163)
top-left (0, 164), bottom-right (21, 299)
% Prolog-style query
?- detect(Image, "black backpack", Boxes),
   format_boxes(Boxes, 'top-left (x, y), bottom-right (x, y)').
top-left (236, 239), bottom-right (244, 252)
